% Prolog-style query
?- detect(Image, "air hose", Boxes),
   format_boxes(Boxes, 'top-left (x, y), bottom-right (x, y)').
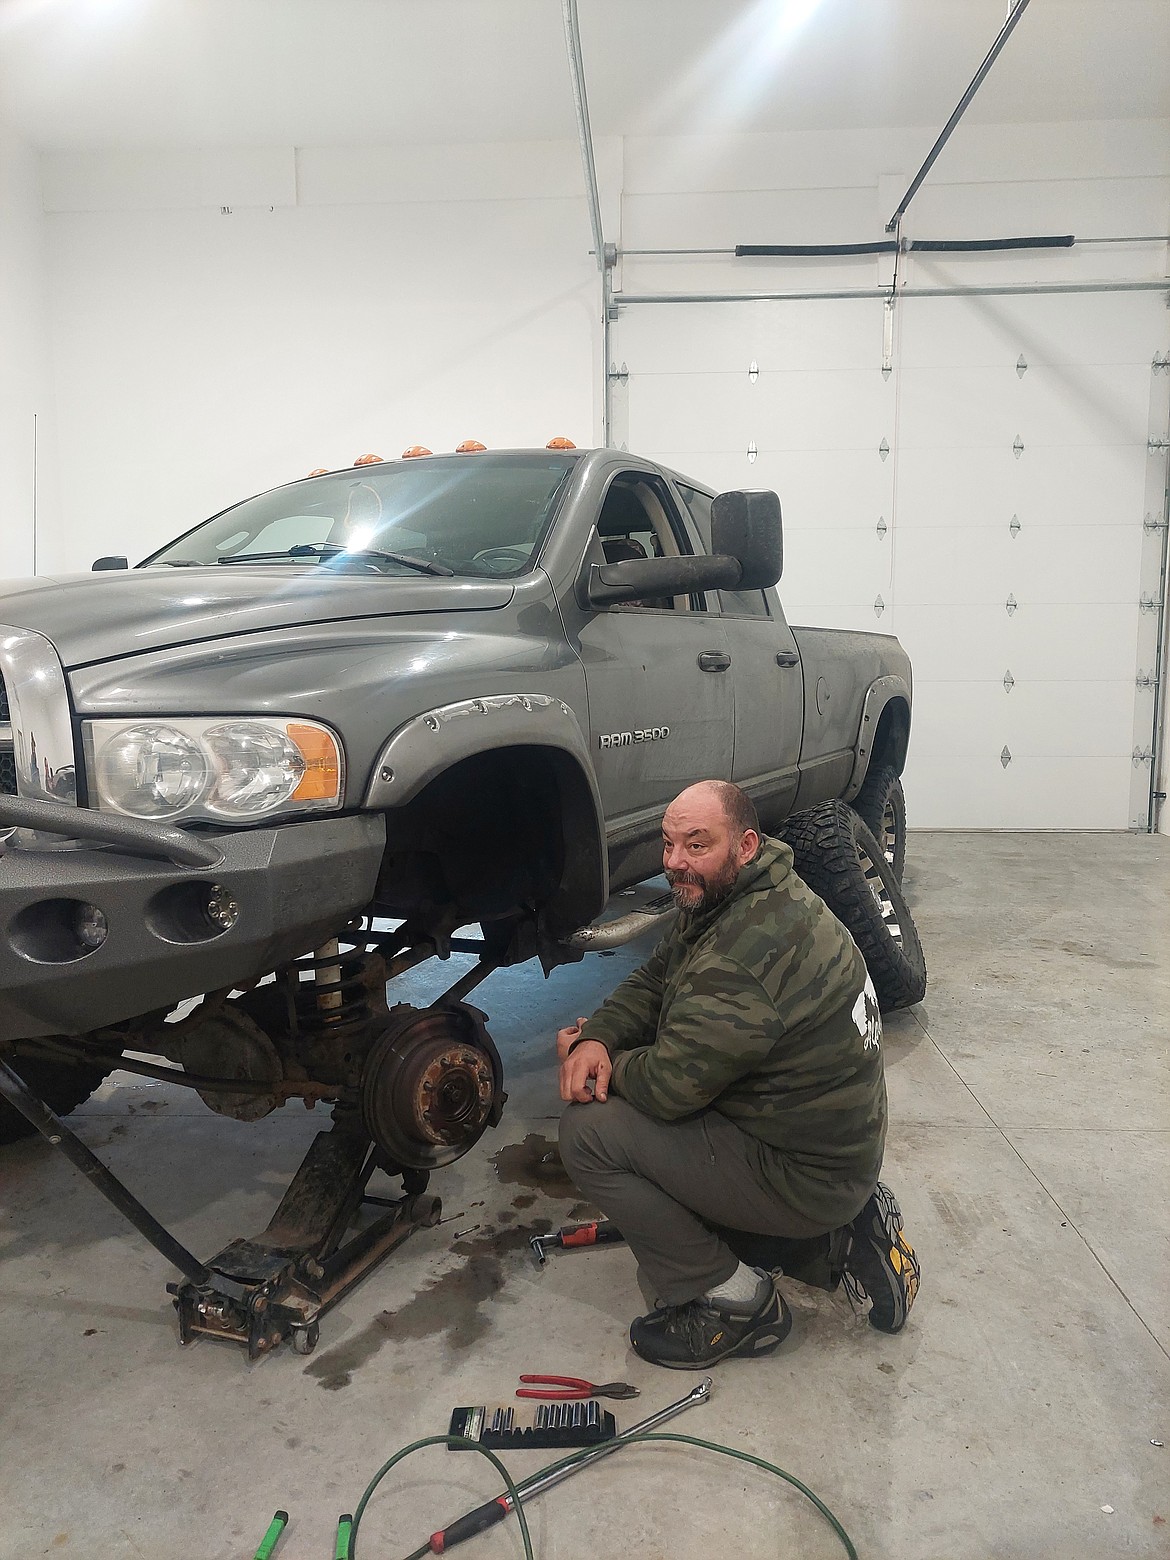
top-left (346, 1428), bottom-right (859, 1560)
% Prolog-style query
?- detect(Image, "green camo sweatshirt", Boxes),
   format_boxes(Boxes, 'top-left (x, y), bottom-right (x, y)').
top-left (578, 836), bottom-right (887, 1225)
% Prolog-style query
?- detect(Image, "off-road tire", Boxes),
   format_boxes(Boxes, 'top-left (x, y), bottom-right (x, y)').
top-left (852, 764), bottom-right (906, 883)
top-left (0, 1057), bottom-right (111, 1146)
top-left (781, 800), bottom-right (927, 1012)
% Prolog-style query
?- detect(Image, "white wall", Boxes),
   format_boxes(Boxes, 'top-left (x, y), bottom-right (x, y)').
top-left (39, 139), bottom-right (619, 570)
top-left (31, 116), bottom-right (1170, 829)
top-left (0, 122), bottom-right (52, 578)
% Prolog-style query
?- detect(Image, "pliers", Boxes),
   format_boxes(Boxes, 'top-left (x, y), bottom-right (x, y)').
top-left (515, 1374), bottom-right (639, 1401)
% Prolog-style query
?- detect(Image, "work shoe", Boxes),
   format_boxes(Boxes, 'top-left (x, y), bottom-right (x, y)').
top-left (629, 1270), bottom-right (792, 1370)
top-left (843, 1182), bottom-right (921, 1333)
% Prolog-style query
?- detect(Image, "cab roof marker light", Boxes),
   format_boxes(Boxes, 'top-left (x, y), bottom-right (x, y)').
top-left (546, 436), bottom-right (576, 449)
top-left (354, 453), bottom-right (383, 466)
top-left (456, 440), bottom-right (487, 453)
top-left (307, 467), bottom-right (330, 477)
top-left (402, 445), bottom-right (432, 459)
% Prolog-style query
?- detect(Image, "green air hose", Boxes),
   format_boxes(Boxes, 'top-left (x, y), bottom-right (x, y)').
top-left (346, 1428), bottom-right (858, 1560)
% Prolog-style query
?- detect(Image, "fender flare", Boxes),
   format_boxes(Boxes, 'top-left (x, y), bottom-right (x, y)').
top-left (842, 675), bottom-right (912, 801)
top-left (363, 692), bottom-right (608, 935)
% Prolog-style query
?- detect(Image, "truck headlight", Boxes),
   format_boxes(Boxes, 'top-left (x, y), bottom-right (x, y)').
top-left (83, 718), bottom-right (343, 823)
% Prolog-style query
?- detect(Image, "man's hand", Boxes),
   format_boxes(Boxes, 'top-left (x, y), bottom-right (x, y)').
top-left (556, 1016), bottom-right (589, 1062)
top-left (559, 1040), bottom-right (612, 1104)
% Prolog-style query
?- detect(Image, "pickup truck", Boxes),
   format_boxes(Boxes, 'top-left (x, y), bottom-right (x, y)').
top-left (0, 443), bottom-right (925, 1357)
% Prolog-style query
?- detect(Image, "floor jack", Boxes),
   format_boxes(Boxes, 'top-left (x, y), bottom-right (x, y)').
top-left (0, 1055), bottom-right (442, 1360)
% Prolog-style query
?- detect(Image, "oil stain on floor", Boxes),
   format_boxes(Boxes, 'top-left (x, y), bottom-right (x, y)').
top-left (489, 1132), bottom-right (575, 1196)
top-left (304, 1218), bottom-right (552, 1391)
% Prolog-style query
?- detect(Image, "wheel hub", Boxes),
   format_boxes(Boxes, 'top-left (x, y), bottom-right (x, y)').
top-left (360, 1002), bottom-right (505, 1170)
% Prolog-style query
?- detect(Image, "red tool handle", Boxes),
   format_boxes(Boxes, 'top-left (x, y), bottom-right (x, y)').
top-left (429, 1496), bottom-right (510, 1552)
top-left (559, 1220), bottom-right (622, 1248)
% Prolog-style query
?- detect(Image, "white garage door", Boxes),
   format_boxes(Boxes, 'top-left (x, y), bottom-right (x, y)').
top-left (612, 291), bottom-right (1169, 829)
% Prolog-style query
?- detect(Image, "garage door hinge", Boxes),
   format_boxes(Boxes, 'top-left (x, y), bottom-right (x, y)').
top-left (1013, 435), bottom-right (1025, 458)
top-left (1153, 352), bottom-right (1170, 374)
top-left (1140, 594), bottom-right (1161, 613)
top-left (1149, 438), bottom-right (1170, 454)
top-left (607, 361), bottom-right (629, 384)
top-left (1136, 670), bottom-right (1159, 690)
top-left (1132, 747), bottom-right (1154, 767)
top-left (1144, 513), bottom-right (1169, 532)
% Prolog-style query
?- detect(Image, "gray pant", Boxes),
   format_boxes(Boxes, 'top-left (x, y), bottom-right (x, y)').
top-left (558, 1097), bottom-right (830, 1307)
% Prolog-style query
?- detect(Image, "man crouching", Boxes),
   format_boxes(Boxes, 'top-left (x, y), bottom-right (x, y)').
top-left (557, 779), bottom-right (919, 1370)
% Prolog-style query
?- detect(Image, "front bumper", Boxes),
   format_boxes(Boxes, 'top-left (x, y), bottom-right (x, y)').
top-left (0, 809), bottom-right (386, 1042)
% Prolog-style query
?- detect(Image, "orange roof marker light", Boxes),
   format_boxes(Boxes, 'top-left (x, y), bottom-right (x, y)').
top-left (402, 445), bottom-right (432, 459)
top-left (307, 467), bottom-right (330, 477)
top-left (353, 453), bottom-right (383, 466)
top-left (455, 439), bottom-right (487, 453)
top-left (546, 436), bottom-right (576, 450)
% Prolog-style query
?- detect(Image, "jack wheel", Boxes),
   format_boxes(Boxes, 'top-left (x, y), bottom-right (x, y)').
top-left (290, 1322), bottom-right (320, 1356)
top-left (402, 1168), bottom-right (430, 1197)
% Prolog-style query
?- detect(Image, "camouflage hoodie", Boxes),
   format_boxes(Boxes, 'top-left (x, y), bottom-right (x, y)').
top-left (578, 836), bottom-right (887, 1225)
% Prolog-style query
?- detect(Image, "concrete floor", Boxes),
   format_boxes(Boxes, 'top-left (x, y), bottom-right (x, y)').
top-left (2, 831), bottom-right (1168, 1560)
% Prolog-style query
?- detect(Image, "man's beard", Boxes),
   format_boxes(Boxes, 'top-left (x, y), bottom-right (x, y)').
top-left (666, 849), bottom-right (742, 914)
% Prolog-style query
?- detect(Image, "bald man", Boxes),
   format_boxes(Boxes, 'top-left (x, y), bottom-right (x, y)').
top-left (557, 780), bottom-right (919, 1370)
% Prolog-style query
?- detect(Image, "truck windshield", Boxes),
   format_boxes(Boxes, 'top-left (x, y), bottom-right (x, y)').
top-left (144, 453), bottom-right (577, 578)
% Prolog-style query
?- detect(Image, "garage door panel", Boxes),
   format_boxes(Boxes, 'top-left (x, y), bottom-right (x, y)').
top-left (893, 603), bottom-right (1139, 684)
top-left (897, 291), bottom-right (1168, 369)
top-left (903, 755), bottom-right (1132, 829)
top-left (895, 444), bottom-right (1149, 529)
top-left (782, 528), bottom-right (891, 605)
top-left (630, 368), bottom-right (892, 453)
top-left (910, 678), bottom-right (1136, 761)
top-left (893, 524), bottom-right (1144, 606)
top-left (620, 299), bottom-right (887, 374)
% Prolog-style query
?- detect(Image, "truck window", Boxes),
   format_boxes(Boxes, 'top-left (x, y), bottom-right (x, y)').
top-left (674, 482), bottom-right (770, 618)
top-left (596, 473), bottom-right (705, 613)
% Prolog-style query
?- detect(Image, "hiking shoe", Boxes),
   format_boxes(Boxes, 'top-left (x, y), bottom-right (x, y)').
top-left (844, 1183), bottom-right (920, 1333)
top-left (630, 1271), bottom-right (792, 1370)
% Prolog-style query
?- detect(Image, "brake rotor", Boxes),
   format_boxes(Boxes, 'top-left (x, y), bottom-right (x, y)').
top-left (360, 1002), bottom-right (505, 1170)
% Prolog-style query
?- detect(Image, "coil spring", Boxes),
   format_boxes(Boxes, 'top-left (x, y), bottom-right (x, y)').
top-left (290, 939), bottom-right (375, 1039)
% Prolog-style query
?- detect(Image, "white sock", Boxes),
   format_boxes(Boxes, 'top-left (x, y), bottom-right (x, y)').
top-left (704, 1262), bottom-right (766, 1306)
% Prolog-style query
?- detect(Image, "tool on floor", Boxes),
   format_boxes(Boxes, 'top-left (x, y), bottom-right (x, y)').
top-left (334, 1513), bottom-right (354, 1559)
top-left (515, 1373), bottom-right (638, 1400)
top-left (406, 1377), bottom-right (711, 1557)
top-left (528, 1219), bottom-right (625, 1267)
top-left (251, 1510), bottom-right (288, 1560)
top-left (447, 1397), bottom-right (617, 1451)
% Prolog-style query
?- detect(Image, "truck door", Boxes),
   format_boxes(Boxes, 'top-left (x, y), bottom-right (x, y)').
top-left (672, 481), bottom-right (804, 834)
top-left (560, 470), bottom-right (735, 877)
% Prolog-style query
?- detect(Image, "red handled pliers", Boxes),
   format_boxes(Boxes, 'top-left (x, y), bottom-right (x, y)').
top-left (516, 1374), bottom-right (639, 1401)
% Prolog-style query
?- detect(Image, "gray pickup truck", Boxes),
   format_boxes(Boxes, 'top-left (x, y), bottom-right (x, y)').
top-left (0, 445), bottom-right (925, 1357)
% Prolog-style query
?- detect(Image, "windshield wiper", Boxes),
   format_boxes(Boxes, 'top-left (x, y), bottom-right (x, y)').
top-left (215, 543), bottom-right (453, 576)
top-left (158, 559), bottom-right (204, 567)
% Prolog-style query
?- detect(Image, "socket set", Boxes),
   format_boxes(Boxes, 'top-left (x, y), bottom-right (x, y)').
top-left (447, 1400), bottom-right (617, 1451)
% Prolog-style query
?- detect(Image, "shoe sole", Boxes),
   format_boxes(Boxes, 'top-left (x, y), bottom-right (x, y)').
top-left (854, 1183), bottom-right (920, 1333)
top-left (630, 1292), bottom-right (794, 1371)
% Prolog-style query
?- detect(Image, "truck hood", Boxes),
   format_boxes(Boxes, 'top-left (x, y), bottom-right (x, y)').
top-left (0, 567), bottom-right (515, 669)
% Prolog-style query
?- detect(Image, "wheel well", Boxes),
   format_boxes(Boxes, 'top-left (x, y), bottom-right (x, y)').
top-left (374, 745), bottom-right (605, 942)
top-left (870, 698), bottom-right (911, 776)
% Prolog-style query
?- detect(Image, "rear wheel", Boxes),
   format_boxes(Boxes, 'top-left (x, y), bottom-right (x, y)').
top-left (852, 764), bottom-right (906, 883)
top-left (781, 801), bottom-right (927, 1012)
top-left (0, 1056), bottom-right (112, 1145)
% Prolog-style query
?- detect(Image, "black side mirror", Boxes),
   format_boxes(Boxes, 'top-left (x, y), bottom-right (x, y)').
top-left (92, 556), bottom-right (129, 571)
top-left (711, 490), bottom-right (782, 588)
top-left (585, 553), bottom-right (740, 608)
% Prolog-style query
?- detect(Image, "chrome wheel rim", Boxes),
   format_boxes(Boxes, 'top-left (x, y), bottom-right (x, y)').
top-left (880, 799), bottom-right (898, 869)
top-left (856, 840), bottom-right (903, 946)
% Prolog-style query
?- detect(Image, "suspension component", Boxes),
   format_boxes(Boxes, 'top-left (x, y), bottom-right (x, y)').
top-left (360, 1002), bottom-right (506, 1170)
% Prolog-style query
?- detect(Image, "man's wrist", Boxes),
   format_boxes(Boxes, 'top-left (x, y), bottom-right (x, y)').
top-left (566, 1034), bottom-right (608, 1058)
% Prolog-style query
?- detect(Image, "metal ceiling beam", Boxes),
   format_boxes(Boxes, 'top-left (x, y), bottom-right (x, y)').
top-left (885, 0), bottom-right (1035, 233)
top-left (613, 279), bottom-right (1170, 306)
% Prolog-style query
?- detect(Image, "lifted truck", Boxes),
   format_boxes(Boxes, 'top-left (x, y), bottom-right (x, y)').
top-left (0, 445), bottom-right (925, 1357)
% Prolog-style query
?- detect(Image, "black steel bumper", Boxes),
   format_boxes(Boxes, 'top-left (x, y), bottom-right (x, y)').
top-left (0, 807), bottom-right (386, 1042)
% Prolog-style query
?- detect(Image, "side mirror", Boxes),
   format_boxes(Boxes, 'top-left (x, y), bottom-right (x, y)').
top-left (92, 556), bottom-right (128, 571)
top-left (586, 553), bottom-right (741, 608)
top-left (711, 490), bottom-right (782, 589)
